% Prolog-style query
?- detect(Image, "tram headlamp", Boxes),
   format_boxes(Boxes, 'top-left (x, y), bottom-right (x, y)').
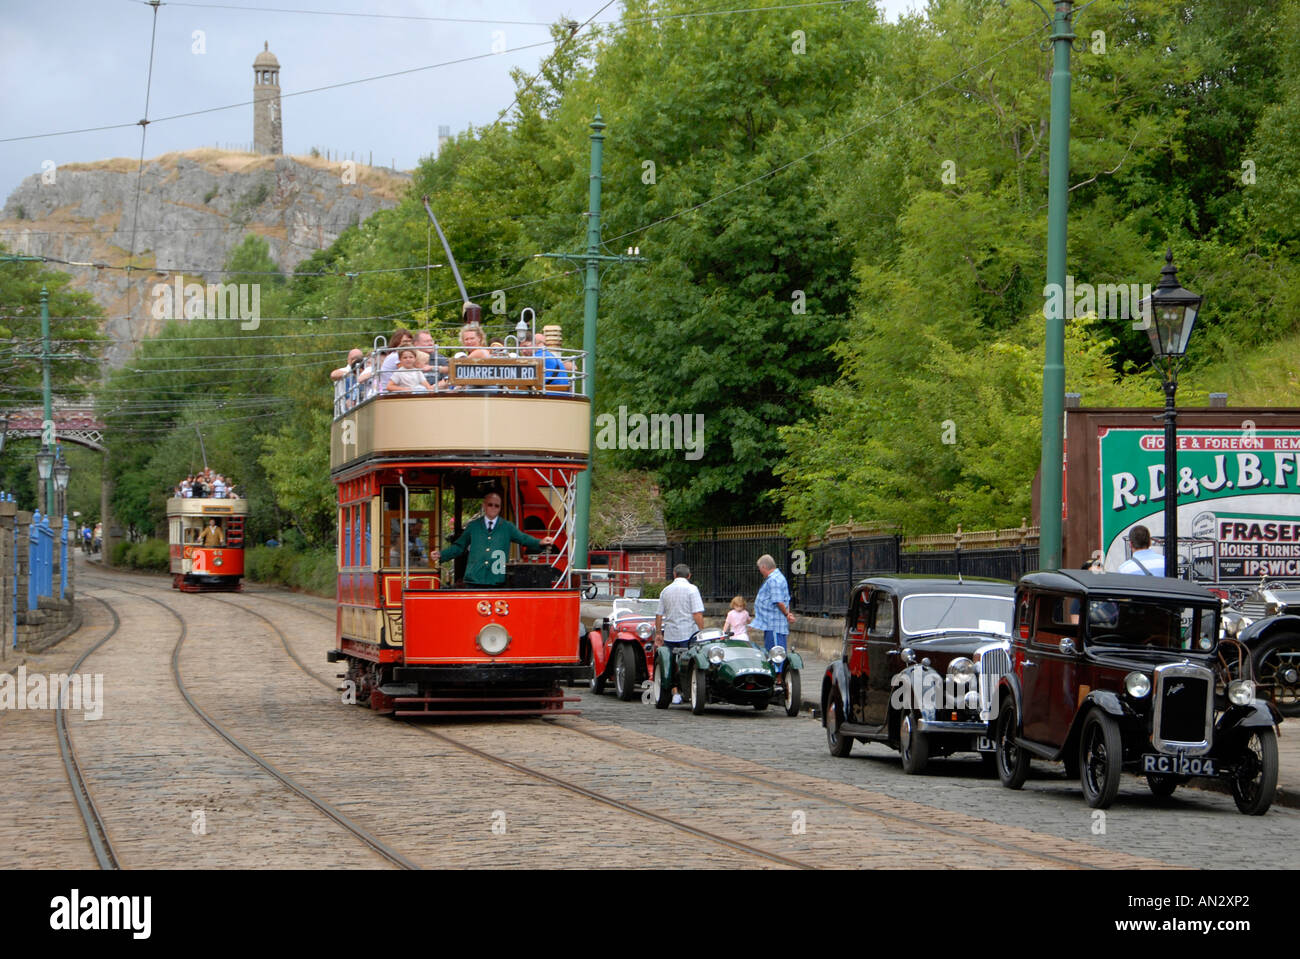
top-left (1125, 672), bottom-right (1151, 698)
top-left (213, 557), bottom-right (223, 567)
top-left (707, 645), bottom-right (725, 665)
top-left (636, 622), bottom-right (654, 640)
top-left (1228, 679), bottom-right (1255, 707)
top-left (769, 645), bottom-right (787, 664)
top-left (476, 624), bottom-right (511, 656)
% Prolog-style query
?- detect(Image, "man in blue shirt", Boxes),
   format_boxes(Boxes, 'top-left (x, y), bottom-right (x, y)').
top-left (522, 333), bottom-right (571, 390)
top-left (1117, 524), bottom-right (1166, 576)
top-left (754, 553), bottom-right (796, 652)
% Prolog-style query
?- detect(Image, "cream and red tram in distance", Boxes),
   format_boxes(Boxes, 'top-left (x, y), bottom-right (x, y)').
top-left (327, 334), bottom-right (593, 716)
top-left (166, 495), bottom-right (248, 592)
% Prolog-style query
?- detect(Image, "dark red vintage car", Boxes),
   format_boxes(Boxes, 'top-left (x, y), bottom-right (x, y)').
top-left (994, 571), bottom-right (1280, 814)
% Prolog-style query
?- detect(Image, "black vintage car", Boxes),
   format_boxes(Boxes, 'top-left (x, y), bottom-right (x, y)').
top-left (995, 571), bottom-right (1280, 814)
top-left (821, 577), bottom-right (1016, 773)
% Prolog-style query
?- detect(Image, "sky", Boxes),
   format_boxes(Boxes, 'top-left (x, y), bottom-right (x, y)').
top-left (0, 0), bottom-right (920, 203)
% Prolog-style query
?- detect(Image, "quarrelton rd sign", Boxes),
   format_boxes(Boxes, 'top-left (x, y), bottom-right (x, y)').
top-left (448, 358), bottom-right (543, 388)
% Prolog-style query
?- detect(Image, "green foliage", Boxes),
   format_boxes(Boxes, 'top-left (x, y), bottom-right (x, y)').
top-left (98, 0), bottom-right (1300, 552)
top-left (245, 546), bottom-right (336, 596)
top-left (115, 538), bottom-right (170, 571)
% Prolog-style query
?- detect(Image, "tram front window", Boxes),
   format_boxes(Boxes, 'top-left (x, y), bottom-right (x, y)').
top-left (382, 488), bottom-right (439, 569)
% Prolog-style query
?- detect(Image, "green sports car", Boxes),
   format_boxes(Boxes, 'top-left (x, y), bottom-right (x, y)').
top-left (651, 628), bottom-right (803, 716)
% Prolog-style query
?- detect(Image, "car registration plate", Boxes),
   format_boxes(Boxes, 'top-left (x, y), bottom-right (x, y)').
top-left (976, 736), bottom-right (994, 752)
top-left (1141, 753), bottom-right (1215, 776)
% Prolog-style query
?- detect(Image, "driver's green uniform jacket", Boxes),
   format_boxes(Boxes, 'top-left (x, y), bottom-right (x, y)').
top-left (439, 517), bottom-right (544, 585)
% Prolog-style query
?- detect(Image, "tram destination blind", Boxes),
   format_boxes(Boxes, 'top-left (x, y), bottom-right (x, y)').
top-left (448, 357), bottom-right (544, 388)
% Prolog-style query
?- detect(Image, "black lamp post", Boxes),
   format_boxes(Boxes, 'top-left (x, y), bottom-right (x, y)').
top-left (1139, 250), bottom-right (1203, 579)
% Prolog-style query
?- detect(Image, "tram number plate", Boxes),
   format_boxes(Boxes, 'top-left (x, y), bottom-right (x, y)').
top-left (976, 736), bottom-right (995, 752)
top-left (1142, 754), bottom-right (1214, 776)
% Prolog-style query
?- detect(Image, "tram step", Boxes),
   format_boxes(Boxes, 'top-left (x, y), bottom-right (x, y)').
top-left (393, 695), bottom-right (582, 704)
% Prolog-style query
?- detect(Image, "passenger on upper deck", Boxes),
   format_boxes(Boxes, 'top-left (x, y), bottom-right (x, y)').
top-left (378, 328), bottom-right (414, 390)
top-left (521, 332), bottom-right (571, 391)
top-left (385, 349), bottom-right (429, 392)
top-left (457, 323), bottom-right (492, 359)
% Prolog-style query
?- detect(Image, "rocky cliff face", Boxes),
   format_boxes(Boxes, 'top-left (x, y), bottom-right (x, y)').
top-left (0, 149), bottom-right (409, 366)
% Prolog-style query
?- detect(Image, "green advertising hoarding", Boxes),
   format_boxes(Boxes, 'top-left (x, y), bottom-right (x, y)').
top-left (1099, 427), bottom-right (1300, 579)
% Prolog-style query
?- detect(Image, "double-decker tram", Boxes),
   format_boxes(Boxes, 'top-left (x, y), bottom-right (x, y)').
top-left (327, 325), bottom-right (593, 716)
top-left (167, 494), bottom-right (248, 592)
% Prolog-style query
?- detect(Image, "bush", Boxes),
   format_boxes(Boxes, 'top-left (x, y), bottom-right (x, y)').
top-left (639, 580), bottom-right (666, 599)
top-left (116, 538), bottom-right (169, 571)
top-left (245, 545), bottom-right (335, 597)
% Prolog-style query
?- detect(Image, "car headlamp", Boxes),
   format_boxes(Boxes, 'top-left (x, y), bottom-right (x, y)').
top-left (707, 645), bottom-right (725, 665)
top-left (476, 624), bottom-right (511, 656)
top-left (947, 657), bottom-right (975, 683)
top-left (635, 622), bottom-right (654, 640)
top-left (1124, 671), bottom-right (1151, 698)
top-left (1228, 679), bottom-right (1255, 707)
top-left (769, 645), bottom-right (786, 664)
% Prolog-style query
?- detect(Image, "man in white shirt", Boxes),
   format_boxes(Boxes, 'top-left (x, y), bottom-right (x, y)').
top-left (1117, 525), bottom-right (1166, 576)
top-left (655, 563), bottom-right (705, 704)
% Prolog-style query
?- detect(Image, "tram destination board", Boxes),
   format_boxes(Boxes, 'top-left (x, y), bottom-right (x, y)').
top-left (449, 357), bottom-right (543, 388)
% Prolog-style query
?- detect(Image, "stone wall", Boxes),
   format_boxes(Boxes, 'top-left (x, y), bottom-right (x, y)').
top-left (1, 506), bottom-right (79, 655)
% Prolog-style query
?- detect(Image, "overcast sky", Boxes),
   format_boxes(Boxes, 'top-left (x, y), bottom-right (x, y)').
top-left (0, 0), bottom-right (919, 202)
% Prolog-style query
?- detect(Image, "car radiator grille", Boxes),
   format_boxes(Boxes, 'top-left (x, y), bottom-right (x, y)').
top-left (1157, 675), bottom-right (1210, 744)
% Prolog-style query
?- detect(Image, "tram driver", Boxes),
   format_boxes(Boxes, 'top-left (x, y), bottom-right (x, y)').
top-left (437, 491), bottom-right (554, 586)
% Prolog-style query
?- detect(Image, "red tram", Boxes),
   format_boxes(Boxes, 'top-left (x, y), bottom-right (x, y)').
top-left (167, 495), bottom-right (248, 591)
top-left (326, 334), bottom-right (592, 716)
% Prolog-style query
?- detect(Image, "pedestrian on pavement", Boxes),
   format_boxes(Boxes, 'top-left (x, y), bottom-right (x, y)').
top-left (724, 595), bottom-right (751, 642)
top-left (754, 553), bottom-right (795, 653)
top-left (655, 563), bottom-right (705, 705)
top-left (1117, 525), bottom-right (1165, 576)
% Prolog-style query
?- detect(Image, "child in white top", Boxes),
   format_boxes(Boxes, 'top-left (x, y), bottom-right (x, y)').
top-left (724, 595), bottom-right (751, 642)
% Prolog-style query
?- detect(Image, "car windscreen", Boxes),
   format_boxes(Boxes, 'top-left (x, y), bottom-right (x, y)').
top-left (612, 598), bottom-right (659, 619)
top-left (1085, 598), bottom-right (1217, 651)
top-left (900, 594), bottom-right (1013, 637)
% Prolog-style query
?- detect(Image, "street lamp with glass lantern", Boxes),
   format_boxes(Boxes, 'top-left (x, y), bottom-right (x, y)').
top-left (53, 452), bottom-right (71, 519)
top-left (35, 446), bottom-right (54, 515)
top-left (1137, 250), bottom-right (1203, 579)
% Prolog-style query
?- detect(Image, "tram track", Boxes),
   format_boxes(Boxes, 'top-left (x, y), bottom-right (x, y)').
top-left (82, 568), bottom-right (1157, 869)
top-left (209, 581), bottom-right (1111, 867)
top-left (81, 573), bottom-right (419, 870)
top-left (54, 595), bottom-right (124, 870)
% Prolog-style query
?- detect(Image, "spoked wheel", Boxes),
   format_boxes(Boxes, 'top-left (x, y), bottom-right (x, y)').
top-left (690, 666), bottom-right (707, 715)
top-left (1145, 773), bottom-right (1188, 798)
top-left (784, 669), bottom-right (801, 717)
top-left (826, 697), bottom-right (853, 757)
top-left (614, 643), bottom-right (639, 701)
top-left (1231, 727), bottom-right (1279, 815)
top-left (1253, 634), bottom-right (1300, 718)
top-left (652, 658), bottom-right (672, 709)
top-left (1079, 710), bottom-right (1123, 809)
top-left (995, 698), bottom-right (1029, 789)
top-left (899, 709), bottom-right (929, 775)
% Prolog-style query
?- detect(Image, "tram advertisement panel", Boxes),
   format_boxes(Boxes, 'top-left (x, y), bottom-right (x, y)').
top-left (1097, 426), bottom-right (1300, 579)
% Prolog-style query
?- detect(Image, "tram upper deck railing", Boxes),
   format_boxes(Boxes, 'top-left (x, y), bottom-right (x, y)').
top-left (328, 340), bottom-right (591, 473)
top-left (331, 340), bottom-right (587, 420)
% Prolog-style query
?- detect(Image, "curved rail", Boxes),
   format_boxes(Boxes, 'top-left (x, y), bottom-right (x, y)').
top-left (55, 595), bottom-right (124, 869)
top-left (81, 575), bottom-right (420, 870)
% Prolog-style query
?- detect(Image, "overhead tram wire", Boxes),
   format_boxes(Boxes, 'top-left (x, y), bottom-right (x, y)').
top-left (124, 0), bottom-right (164, 345)
top-left (604, 18), bottom-right (1052, 247)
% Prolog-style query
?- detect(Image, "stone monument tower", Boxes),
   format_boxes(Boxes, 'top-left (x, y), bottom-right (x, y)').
top-left (252, 42), bottom-right (282, 155)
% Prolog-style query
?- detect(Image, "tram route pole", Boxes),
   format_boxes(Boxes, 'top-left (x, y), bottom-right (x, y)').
top-left (537, 111), bottom-right (645, 574)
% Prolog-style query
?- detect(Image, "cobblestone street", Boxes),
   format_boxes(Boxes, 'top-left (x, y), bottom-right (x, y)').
top-left (3, 565), bottom-right (1297, 870)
